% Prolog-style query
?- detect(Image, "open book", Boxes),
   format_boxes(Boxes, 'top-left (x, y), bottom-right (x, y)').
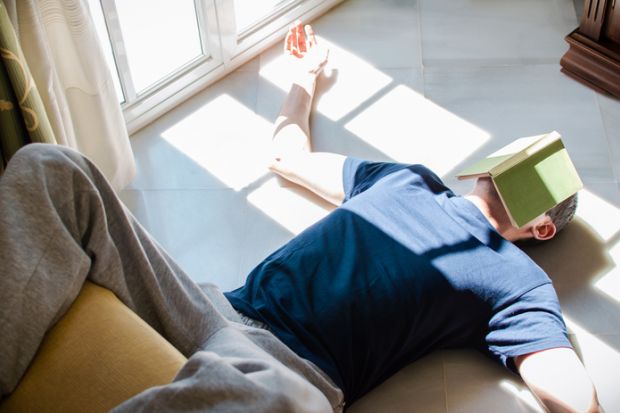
top-left (456, 131), bottom-right (583, 228)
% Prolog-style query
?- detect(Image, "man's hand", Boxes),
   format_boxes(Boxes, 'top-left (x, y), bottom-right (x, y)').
top-left (284, 20), bottom-right (329, 79)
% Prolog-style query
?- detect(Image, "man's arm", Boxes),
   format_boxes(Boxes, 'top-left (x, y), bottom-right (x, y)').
top-left (515, 347), bottom-right (604, 413)
top-left (268, 22), bottom-right (346, 206)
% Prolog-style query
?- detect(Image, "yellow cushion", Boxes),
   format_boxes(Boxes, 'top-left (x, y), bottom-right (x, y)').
top-left (0, 282), bottom-right (187, 413)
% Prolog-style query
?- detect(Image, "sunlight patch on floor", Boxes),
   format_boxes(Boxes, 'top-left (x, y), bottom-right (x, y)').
top-left (345, 84), bottom-right (490, 177)
top-left (594, 242), bottom-right (620, 304)
top-left (498, 380), bottom-right (544, 413)
top-left (576, 189), bottom-right (620, 242)
top-left (574, 189), bottom-right (620, 303)
top-left (246, 177), bottom-right (334, 235)
top-left (259, 38), bottom-right (393, 121)
top-left (161, 94), bottom-right (273, 190)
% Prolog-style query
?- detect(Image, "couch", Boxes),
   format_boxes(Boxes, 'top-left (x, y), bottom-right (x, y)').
top-left (0, 282), bottom-right (186, 412)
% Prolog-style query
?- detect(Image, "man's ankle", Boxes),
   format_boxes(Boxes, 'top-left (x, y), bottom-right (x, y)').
top-left (292, 73), bottom-right (317, 95)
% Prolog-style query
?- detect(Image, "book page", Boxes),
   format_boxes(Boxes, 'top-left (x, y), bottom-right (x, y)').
top-left (456, 131), bottom-right (561, 180)
top-left (491, 131), bottom-right (561, 176)
top-left (488, 134), bottom-right (545, 157)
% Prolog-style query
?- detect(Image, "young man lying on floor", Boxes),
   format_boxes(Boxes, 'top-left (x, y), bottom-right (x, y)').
top-left (0, 22), bottom-right (603, 413)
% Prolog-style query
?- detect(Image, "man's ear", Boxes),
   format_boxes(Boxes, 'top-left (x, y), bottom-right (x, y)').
top-left (532, 218), bottom-right (556, 241)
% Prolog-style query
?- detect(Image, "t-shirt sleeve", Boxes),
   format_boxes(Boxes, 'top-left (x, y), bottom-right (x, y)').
top-left (342, 157), bottom-right (410, 202)
top-left (485, 283), bottom-right (572, 373)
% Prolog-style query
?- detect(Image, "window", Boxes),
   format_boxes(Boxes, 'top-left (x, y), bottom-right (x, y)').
top-left (88, 0), bottom-right (342, 133)
top-left (234, 0), bottom-right (292, 33)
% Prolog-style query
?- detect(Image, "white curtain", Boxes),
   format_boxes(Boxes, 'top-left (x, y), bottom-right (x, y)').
top-left (4, 0), bottom-right (135, 191)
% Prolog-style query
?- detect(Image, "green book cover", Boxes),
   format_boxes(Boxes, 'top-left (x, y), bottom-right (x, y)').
top-left (457, 131), bottom-right (583, 228)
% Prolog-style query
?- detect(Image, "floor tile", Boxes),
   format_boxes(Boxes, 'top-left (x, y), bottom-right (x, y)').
top-left (128, 70), bottom-right (271, 191)
top-left (342, 68), bottom-right (486, 175)
top-left (348, 352), bottom-right (446, 413)
top-left (119, 189), bottom-right (248, 291)
top-left (312, 0), bottom-right (421, 69)
top-left (443, 350), bottom-right (544, 413)
top-left (597, 94), bottom-right (620, 182)
top-left (424, 64), bottom-right (614, 184)
top-left (420, 0), bottom-right (577, 66)
top-left (316, 67), bottom-right (425, 161)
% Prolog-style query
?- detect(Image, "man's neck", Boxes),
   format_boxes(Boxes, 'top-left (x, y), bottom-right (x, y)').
top-left (464, 178), bottom-right (515, 240)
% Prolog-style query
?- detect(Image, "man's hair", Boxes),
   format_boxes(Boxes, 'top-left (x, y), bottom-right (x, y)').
top-left (546, 193), bottom-right (578, 234)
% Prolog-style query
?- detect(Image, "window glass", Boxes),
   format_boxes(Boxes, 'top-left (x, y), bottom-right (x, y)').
top-left (234, 0), bottom-right (292, 32)
top-left (115, 0), bottom-right (203, 93)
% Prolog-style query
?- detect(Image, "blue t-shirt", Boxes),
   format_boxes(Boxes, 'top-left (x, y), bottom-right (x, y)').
top-left (225, 158), bottom-right (571, 403)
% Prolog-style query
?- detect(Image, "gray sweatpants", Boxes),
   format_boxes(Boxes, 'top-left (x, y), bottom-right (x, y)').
top-left (0, 144), bottom-right (344, 412)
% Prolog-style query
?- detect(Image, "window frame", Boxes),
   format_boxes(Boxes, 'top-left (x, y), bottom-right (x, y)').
top-left (96, 0), bottom-right (343, 134)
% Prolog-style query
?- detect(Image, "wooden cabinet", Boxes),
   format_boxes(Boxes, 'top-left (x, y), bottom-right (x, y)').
top-left (560, 0), bottom-right (620, 98)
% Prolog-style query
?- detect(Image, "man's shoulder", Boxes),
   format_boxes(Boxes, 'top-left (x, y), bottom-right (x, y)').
top-left (378, 162), bottom-right (452, 196)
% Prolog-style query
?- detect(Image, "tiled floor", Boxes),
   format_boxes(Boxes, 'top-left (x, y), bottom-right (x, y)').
top-left (121, 0), bottom-right (620, 411)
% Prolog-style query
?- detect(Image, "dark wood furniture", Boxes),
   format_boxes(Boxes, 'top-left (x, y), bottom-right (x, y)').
top-left (560, 0), bottom-right (620, 98)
